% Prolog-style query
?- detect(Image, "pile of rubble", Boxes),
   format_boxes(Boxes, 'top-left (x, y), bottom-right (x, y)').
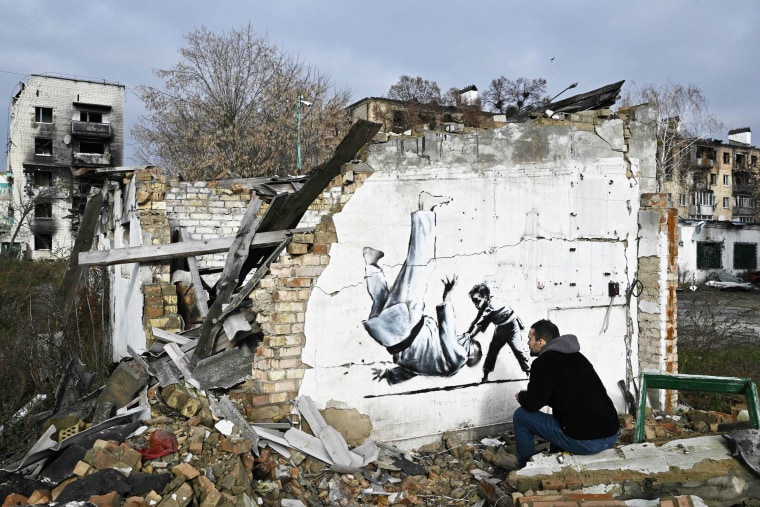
top-left (1, 350), bottom-right (753, 506)
top-left (618, 403), bottom-right (753, 443)
top-left (0, 355), bottom-right (524, 507)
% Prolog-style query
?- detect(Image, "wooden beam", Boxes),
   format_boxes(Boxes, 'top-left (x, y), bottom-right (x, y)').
top-left (176, 227), bottom-right (209, 317)
top-left (78, 228), bottom-right (311, 267)
top-left (258, 119), bottom-right (381, 232)
top-left (191, 199), bottom-right (264, 364)
top-left (56, 187), bottom-right (104, 318)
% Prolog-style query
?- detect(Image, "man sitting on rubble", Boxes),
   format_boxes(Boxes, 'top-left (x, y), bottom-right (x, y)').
top-left (362, 191), bottom-right (481, 385)
top-left (513, 319), bottom-right (620, 467)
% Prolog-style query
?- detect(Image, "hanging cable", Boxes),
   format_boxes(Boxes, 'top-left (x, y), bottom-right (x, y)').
top-left (622, 277), bottom-right (643, 414)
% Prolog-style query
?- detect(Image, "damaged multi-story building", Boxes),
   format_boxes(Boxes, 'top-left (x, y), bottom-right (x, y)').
top-left (659, 127), bottom-right (760, 283)
top-left (1, 74), bottom-right (125, 259)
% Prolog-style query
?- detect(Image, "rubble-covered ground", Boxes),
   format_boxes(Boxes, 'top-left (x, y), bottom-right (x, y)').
top-left (0, 356), bottom-right (752, 507)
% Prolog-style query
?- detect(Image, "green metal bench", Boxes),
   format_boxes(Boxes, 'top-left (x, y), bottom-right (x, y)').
top-left (634, 372), bottom-right (760, 443)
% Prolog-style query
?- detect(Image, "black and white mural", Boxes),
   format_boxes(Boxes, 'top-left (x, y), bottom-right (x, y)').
top-left (360, 192), bottom-right (529, 386)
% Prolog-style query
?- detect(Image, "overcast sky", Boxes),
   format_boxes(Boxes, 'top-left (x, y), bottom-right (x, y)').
top-left (2, 0), bottom-right (759, 169)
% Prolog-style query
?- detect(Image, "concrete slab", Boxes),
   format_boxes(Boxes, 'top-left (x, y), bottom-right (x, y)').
top-left (516, 435), bottom-right (731, 477)
top-left (509, 435), bottom-right (760, 506)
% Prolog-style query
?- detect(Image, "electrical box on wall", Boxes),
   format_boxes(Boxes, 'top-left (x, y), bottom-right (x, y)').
top-left (608, 282), bottom-right (620, 297)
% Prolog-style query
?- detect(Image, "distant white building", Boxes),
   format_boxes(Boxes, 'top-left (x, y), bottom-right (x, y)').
top-left (458, 84), bottom-right (478, 106)
top-left (2, 74), bottom-right (125, 259)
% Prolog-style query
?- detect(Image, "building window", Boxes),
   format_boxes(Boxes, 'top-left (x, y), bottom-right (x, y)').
top-left (723, 152), bottom-right (730, 164)
top-left (33, 170), bottom-right (53, 187)
top-left (79, 141), bottom-right (105, 154)
top-left (34, 138), bottom-right (53, 156)
top-left (679, 194), bottom-right (687, 206)
top-left (80, 111), bottom-right (103, 123)
top-left (734, 243), bottom-right (757, 270)
top-left (752, 155), bottom-right (758, 167)
top-left (723, 197), bottom-right (730, 209)
top-left (35, 107), bottom-right (52, 123)
top-left (710, 173), bottom-right (717, 186)
top-left (697, 241), bottom-right (722, 270)
top-left (34, 234), bottom-right (52, 251)
top-left (34, 202), bottom-right (53, 218)
top-left (723, 174), bottom-right (730, 186)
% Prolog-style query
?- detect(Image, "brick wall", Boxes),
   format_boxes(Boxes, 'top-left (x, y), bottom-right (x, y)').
top-left (244, 169), bottom-right (369, 421)
top-left (130, 165), bottom-right (363, 418)
top-left (638, 192), bottom-right (679, 412)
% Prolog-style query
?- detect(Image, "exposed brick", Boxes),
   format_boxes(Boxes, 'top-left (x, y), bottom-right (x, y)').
top-left (2, 493), bottom-right (28, 506)
top-left (88, 490), bottom-right (121, 507)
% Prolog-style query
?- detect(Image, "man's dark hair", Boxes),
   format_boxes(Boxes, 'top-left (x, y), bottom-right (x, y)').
top-left (469, 283), bottom-right (490, 298)
top-left (530, 319), bottom-right (560, 342)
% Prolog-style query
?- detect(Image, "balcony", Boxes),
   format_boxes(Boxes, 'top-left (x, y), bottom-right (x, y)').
top-left (734, 205), bottom-right (756, 216)
top-left (734, 183), bottom-right (753, 194)
top-left (73, 152), bottom-right (112, 166)
top-left (694, 158), bottom-right (714, 169)
top-left (71, 120), bottom-right (112, 138)
top-left (689, 204), bottom-right (714, 216)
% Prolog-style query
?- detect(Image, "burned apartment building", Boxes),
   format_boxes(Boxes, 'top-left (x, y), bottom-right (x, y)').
top-left (1, 74), bottom-right (125, 259)
top-left (661, 127), bottom-right (760, 224)
top-left (658, 128), bottom-right (760, 283)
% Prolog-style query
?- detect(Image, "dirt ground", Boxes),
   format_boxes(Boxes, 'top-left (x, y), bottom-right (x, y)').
top-left (676, 285), bottom-right (760, 343)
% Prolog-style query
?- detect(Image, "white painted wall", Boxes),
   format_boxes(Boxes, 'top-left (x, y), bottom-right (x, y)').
top-left (300, 119), bottom-right (654, 447)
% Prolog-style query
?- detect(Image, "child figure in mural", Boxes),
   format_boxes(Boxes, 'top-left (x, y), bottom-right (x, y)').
top-left (464, 283), bottom-right (531, 382)
top-left (362, 191), bottom-right (482, 385)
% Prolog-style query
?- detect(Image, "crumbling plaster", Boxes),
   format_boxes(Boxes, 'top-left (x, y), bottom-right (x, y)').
top-left (299, 109), bottom-right (662, 447)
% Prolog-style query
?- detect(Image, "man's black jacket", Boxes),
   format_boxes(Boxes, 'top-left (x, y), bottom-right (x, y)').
top-left (517, 334), bottom-right (620, 440)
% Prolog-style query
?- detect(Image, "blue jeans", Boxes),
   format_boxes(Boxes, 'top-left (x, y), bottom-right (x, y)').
top-left (513, 407), bottom-right (618, 467)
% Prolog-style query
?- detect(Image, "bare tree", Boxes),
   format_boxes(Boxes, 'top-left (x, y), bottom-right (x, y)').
top-left (387, 75), bottom-right (442, 104)
top-left (132, 25), bottom-right (352, 179)
top-left (483, 77), bottom-right (548, 116)
top-left (620, 81), bottom-right (724, 189)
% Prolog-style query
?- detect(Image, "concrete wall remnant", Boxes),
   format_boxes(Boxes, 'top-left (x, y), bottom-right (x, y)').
top-left (98, 107), bottom-right (675, 447)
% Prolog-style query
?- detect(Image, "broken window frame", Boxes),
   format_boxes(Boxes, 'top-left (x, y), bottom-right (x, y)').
top-left (733, 242), bottom-right (757, 271)
top-left (79, 110), bottom-right (104, 123)
top-left (696, 241), bottom-right (722, 270)
top-left (723, 152), bottom-right (730, 164)
top-left (78, 141), bottom-right (106, 154)
top-left (34, 138), bottom-right (53, 156)
top-left (33, 169), bottom-right (53, 187)
top-left (35, 106), bottom-right (52, 123)
top-left (34, 233), bottom-right (53, 251)
top-left (34, 201), bottom-right (53, 219)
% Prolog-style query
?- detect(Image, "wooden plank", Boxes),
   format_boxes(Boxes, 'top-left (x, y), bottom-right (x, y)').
top-left (191, 199), bottom-right (264, 364)
top-left (163, 342), bottom-right (198, 389)
top-left (218, 236), bottom-right (291, 322)
top-left (78, 228), bottom-right (310, 267)
top-left (259, 120), bottom-right (381, 232)
top-left (151, 327), bottom-right (193, 346)
top-left (177, 227), bottom-right (209, 317)
top-left (56, 187), bottom-right (104, 317)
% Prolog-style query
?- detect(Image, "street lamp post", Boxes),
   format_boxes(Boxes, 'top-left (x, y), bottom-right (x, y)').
top-left (297, 95), bottom-right (312, 173)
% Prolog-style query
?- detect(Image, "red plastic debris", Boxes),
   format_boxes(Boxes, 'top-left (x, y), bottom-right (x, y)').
top-left (138, 429), bottom-right (179, 459)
